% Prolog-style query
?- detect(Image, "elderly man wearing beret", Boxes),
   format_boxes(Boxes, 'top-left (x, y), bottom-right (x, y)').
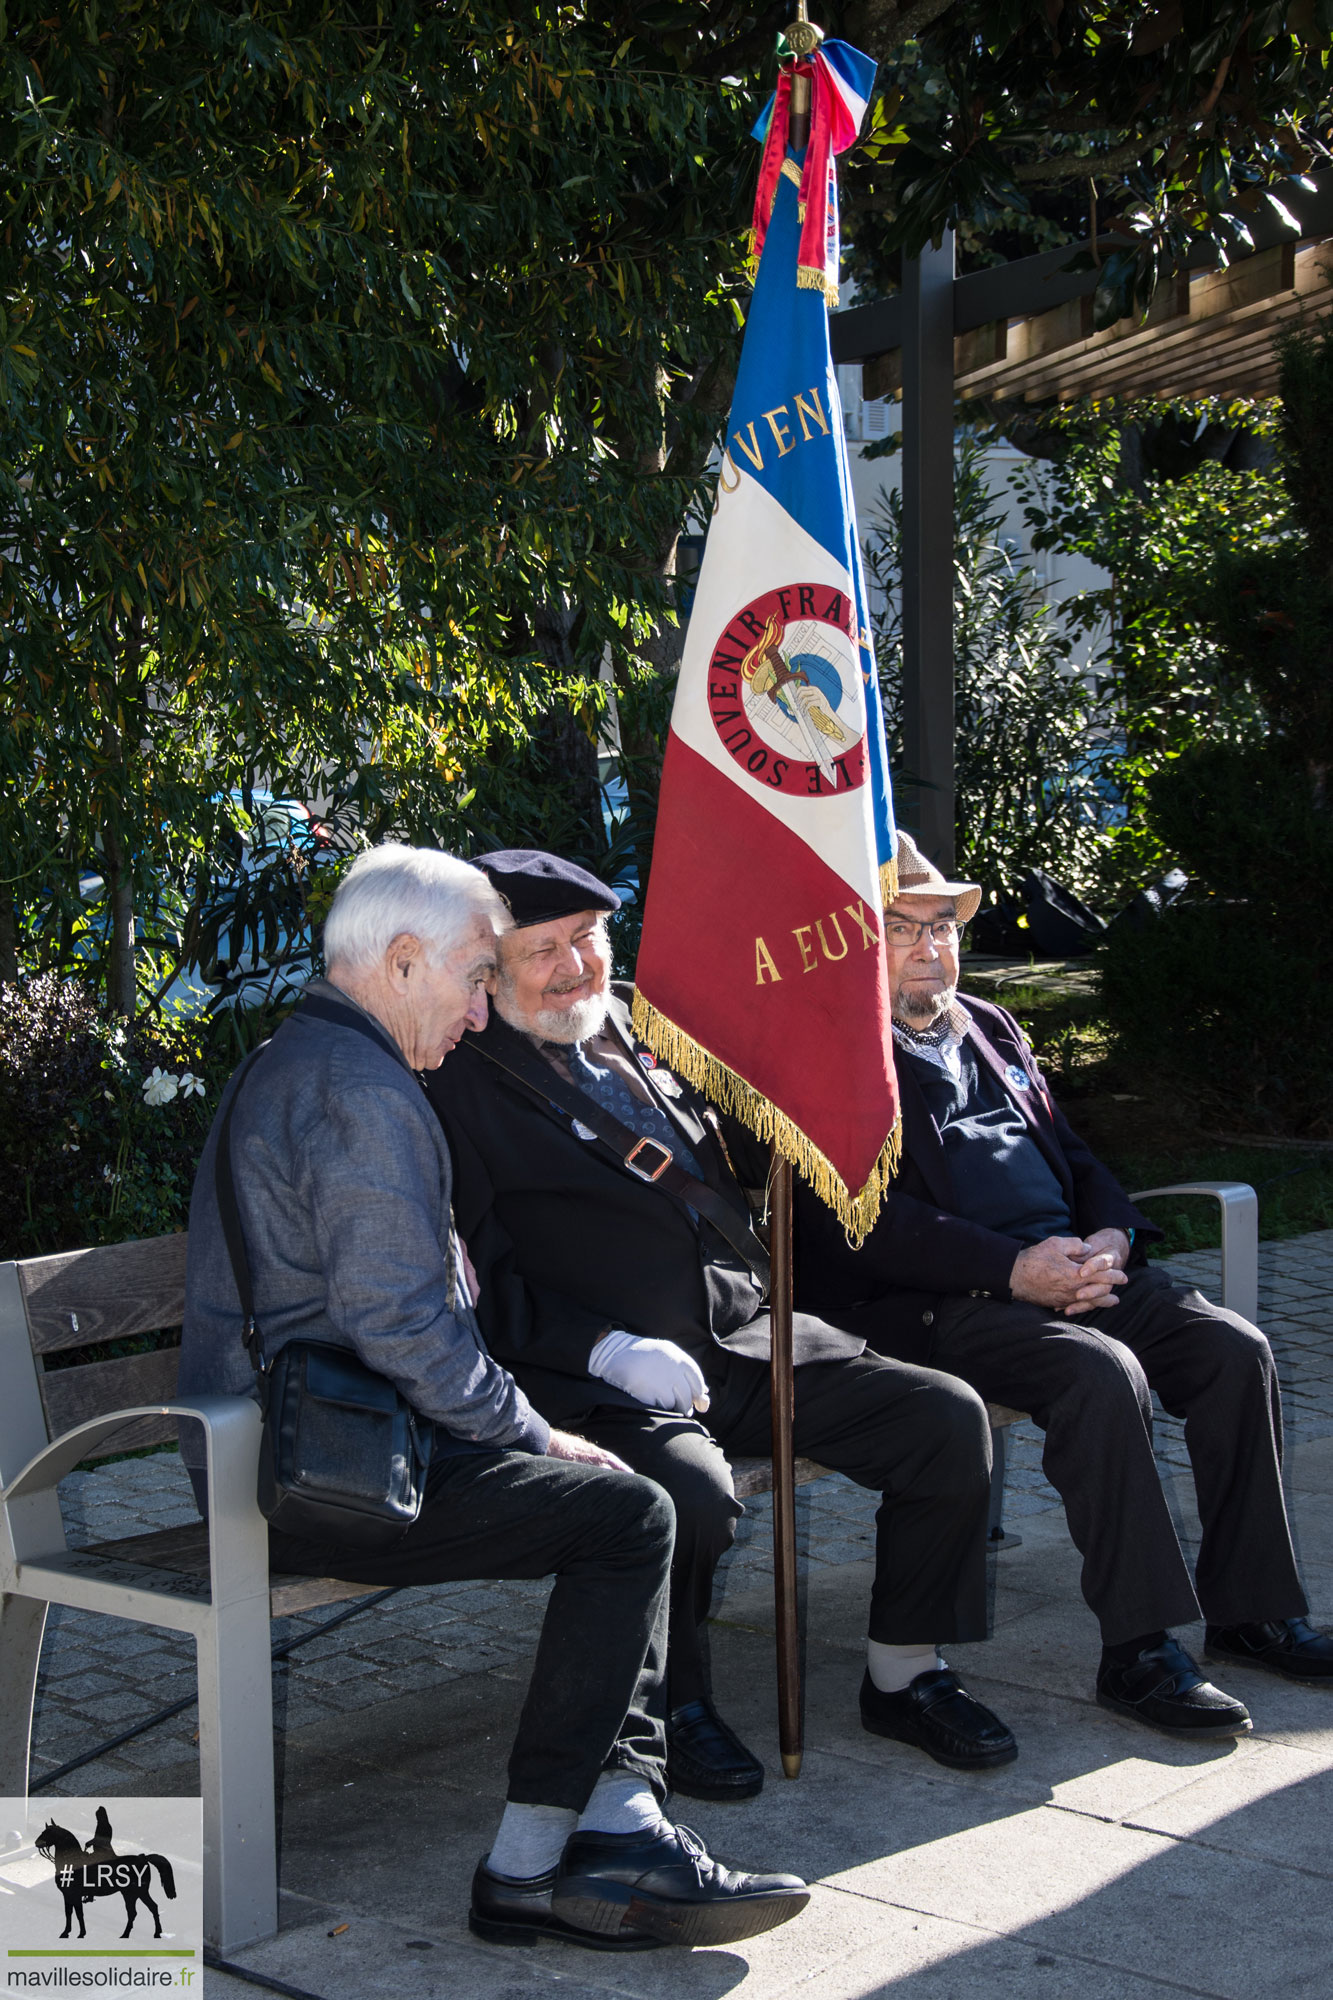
top-left (180, 843), bottom-right (809, 1953)
top-left (424, 848), bottom-right (1018, 1801)
top-left (792, 831), bottom-right (1333, 1739)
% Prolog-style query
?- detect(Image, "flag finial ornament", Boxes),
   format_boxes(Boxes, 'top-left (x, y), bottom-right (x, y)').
top-left (784, 5), bottom-right (824, 58)
top-left (749, 25), bottom-right (877, 305)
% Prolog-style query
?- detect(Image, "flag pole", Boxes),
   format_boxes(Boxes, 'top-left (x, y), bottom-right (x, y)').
top-left (768, 1145), bottom-right (802, 1777)
top-left (764, 0), bottom-right (823, 1790)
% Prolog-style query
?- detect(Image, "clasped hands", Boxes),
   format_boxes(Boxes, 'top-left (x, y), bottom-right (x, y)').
top-left (1010, 1228), bottom-right (1131, 1317)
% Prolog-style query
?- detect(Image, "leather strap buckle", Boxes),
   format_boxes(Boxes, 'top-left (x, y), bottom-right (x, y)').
top-left (624, 1136), bottom-right (673, 1182)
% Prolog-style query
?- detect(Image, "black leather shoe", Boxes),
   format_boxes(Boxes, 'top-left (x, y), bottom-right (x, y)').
top-left (1206, 1617), bottom-right (1333, 1682)
top-left (667, 1700), bottom-right (765, 1800)
top-left (859, 1667), bottom-right (1018, 1770)
top-left (1096, 1637), bottom-right (1252, 1737)
top-left (468, 1858), bottom-right (662, 1951)
top-left (550, 1822), bottom-right (809, 1948)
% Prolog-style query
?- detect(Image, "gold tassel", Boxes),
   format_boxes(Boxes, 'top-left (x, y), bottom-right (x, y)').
top-left (795, 264), bottom-right (839, 307)
top-left (631, 991), bottom-right (901, 1247)
top-left (880, 856), bottom-right (898, 905)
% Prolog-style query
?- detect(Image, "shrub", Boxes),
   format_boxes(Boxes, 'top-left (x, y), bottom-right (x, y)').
top-left (1100, 326), bottom-right (1333, 1135)
top-left (0, 976), bottom-right (263, 1258)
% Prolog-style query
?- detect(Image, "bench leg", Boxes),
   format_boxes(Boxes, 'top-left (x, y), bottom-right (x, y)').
top-left (987, 1427), bottom-right (1023, 1552)
top-left (197, 1596), bottom-right (278, 1952)
top-left (0, 1593), bottom-right (48, 1794)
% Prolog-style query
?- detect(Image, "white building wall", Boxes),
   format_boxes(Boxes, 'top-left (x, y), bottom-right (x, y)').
top-left (835, 363), bottom-right (1109, 671)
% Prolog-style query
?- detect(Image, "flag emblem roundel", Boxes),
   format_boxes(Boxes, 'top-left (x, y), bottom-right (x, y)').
top-left (706, 583), bottom-right (867, 797)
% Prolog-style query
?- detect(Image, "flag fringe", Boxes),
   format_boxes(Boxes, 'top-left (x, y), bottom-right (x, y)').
top-left (796, 263), bottom-right (839, 307)
top-left (880, 856), bottom-right (898, 903)
top-left (632, 990), bottom-right (900, 1247)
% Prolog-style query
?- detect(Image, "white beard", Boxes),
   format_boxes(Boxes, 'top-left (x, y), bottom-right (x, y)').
top-left (527, 991), bottom-right (611, 1045)
top-left (495, 985), bottom-right (612, 1046)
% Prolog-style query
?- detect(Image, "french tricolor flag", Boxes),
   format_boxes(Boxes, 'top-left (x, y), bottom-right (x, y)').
top-left (633, 42), bottom-right (900, 1241)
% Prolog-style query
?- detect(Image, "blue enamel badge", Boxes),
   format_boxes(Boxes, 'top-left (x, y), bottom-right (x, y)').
top-left (1005, 1064), bottom-right (1031, 1092)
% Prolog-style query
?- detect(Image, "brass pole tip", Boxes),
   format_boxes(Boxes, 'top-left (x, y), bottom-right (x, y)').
top-left (781, 1750), bottom-right (804, 1779)
top-left (784, 24), bottom-right (824, 57)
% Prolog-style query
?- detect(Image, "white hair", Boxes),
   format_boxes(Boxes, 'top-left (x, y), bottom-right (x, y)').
top-left (322, 844), bottom-right (510, 972)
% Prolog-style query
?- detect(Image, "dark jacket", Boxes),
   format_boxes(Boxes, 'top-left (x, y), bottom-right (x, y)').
top-left (792, 993), bottom-right (1160, 1362)
top-left (423, 990), bottom-right (863, 1425)
top-left (179, 978), bottom-right (550, 1468)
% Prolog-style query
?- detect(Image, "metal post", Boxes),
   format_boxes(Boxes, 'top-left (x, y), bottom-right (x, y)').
top-left (900, 231), bottom-right (957, 872)
top-left (768, 1149), bottom-right (802, 1777)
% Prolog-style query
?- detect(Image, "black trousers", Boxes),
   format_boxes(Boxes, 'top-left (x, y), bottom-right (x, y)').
top-left (580, 1348), bottom-right (993, 1705)
top-left (267, 1447), bottom-right (674, 1811)
top-left (894, 1264), bottom-right (1307, 1647)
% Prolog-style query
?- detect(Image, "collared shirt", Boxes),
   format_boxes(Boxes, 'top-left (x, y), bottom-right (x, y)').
top-left (892, 1001), bottom-right (970, 1084)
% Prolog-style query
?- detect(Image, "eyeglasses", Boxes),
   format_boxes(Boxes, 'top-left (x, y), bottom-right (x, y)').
top-left (883, 914), bottom-right (961, 948)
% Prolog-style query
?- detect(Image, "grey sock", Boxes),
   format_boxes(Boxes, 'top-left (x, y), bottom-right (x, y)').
top-left (486, 1801), bottom-right (578, 1881)
top-left (575, 1770), bottom-right (665, 1837)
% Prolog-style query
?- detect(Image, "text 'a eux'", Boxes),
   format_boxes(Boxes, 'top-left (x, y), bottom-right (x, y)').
top-left (755, 900), bottom-right (881, 984)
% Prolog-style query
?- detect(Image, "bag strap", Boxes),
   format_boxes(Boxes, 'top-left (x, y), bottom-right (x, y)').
top-left (470, 1034), bottom-right (771, 1294)
top-left (215, 995), bottom-right (408, 1379)
top-left (296, 991), bottom-right (407, 1068)
top-left (214, 1042), bottom-right (272, 1378)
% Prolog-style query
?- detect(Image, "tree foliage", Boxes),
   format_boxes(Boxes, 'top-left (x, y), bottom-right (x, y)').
top-left (1, 0), bottom-right (757, 1009)
top-left (1008, 400), bottom-right (1282, 889)
top-left (843, 0), bottom-right (1333, 324)
top-left (1100, 331), bottom-right (1333, 1134)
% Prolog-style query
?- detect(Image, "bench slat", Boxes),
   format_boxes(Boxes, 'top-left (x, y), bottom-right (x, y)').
top-left (20, 1235), bottom-right (189, 1354)
top-left (66, 1524), bottom-right (385, 1618)
top-left (730, 1455), bottom-right (830, 1500)
top-left (39, 1349), bottom-right (182, 1459)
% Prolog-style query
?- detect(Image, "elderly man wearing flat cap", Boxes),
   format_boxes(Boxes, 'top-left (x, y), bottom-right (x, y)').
top-left (423, 847), bottom-right (1018, 1800)
top-left (791, 831), bottom-right (1333, 1740)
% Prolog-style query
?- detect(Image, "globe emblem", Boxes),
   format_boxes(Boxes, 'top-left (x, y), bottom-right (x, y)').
top-left (706, 583), bottom-right (867, 798)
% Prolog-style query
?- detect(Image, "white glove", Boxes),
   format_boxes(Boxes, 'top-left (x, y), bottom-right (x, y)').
top-left (588, 1331), bottom-right (711, 1415)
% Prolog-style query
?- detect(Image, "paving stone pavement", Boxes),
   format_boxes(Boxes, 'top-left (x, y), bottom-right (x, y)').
top-left (30, 1231), bottom-right (1333, 1797)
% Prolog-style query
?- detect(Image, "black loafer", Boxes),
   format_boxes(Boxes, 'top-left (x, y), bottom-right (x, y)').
top-left (550, 1822), bottom-right (809, 1948)
top-left (667, 1699), bottom-right (765, 1801)
top-left (859, 1667), bottom-right (1018, 1770)
top-left (1206, 1617), bottom-right (1333, 1682)
top-left (468, 1858), bottom-right (662, 1951)
top-left (1096, 1637), bottom-right (1251, 1738)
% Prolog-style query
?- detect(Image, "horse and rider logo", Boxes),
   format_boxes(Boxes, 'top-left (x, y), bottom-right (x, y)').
top-left (706, 583), bottom-right (868, 798)
top-left (34, 1807), bottom-right (177, 1940)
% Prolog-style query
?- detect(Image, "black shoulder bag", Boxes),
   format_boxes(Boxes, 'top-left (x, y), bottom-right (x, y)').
top-left (215, 1036), bottom-right (432, 1550)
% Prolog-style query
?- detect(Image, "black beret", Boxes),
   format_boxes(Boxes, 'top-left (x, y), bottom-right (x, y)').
top-left (474, 849), bottom-right (621, 928)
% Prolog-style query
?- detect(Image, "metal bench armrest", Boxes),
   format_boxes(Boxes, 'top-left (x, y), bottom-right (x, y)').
top-left (3, 1397), bottom-right (267, 1608)
top-left (1130, 1182), bottom-right (1259, 1326)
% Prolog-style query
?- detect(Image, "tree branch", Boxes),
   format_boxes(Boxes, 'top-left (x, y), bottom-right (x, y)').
top-left (845, 0), bottom-right (961, 57)
top-left (1011, 127), bottom-right (1176, 185)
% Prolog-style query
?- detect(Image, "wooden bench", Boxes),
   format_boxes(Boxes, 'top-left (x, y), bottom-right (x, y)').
top-left (0, 1239), bottom-right (845, 1954)
top-left (0, 1184), bottom-right (1259, 1949)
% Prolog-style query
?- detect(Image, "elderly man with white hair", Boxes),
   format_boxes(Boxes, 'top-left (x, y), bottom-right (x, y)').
top-left (179, 843), bottom-right (808, 1955)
